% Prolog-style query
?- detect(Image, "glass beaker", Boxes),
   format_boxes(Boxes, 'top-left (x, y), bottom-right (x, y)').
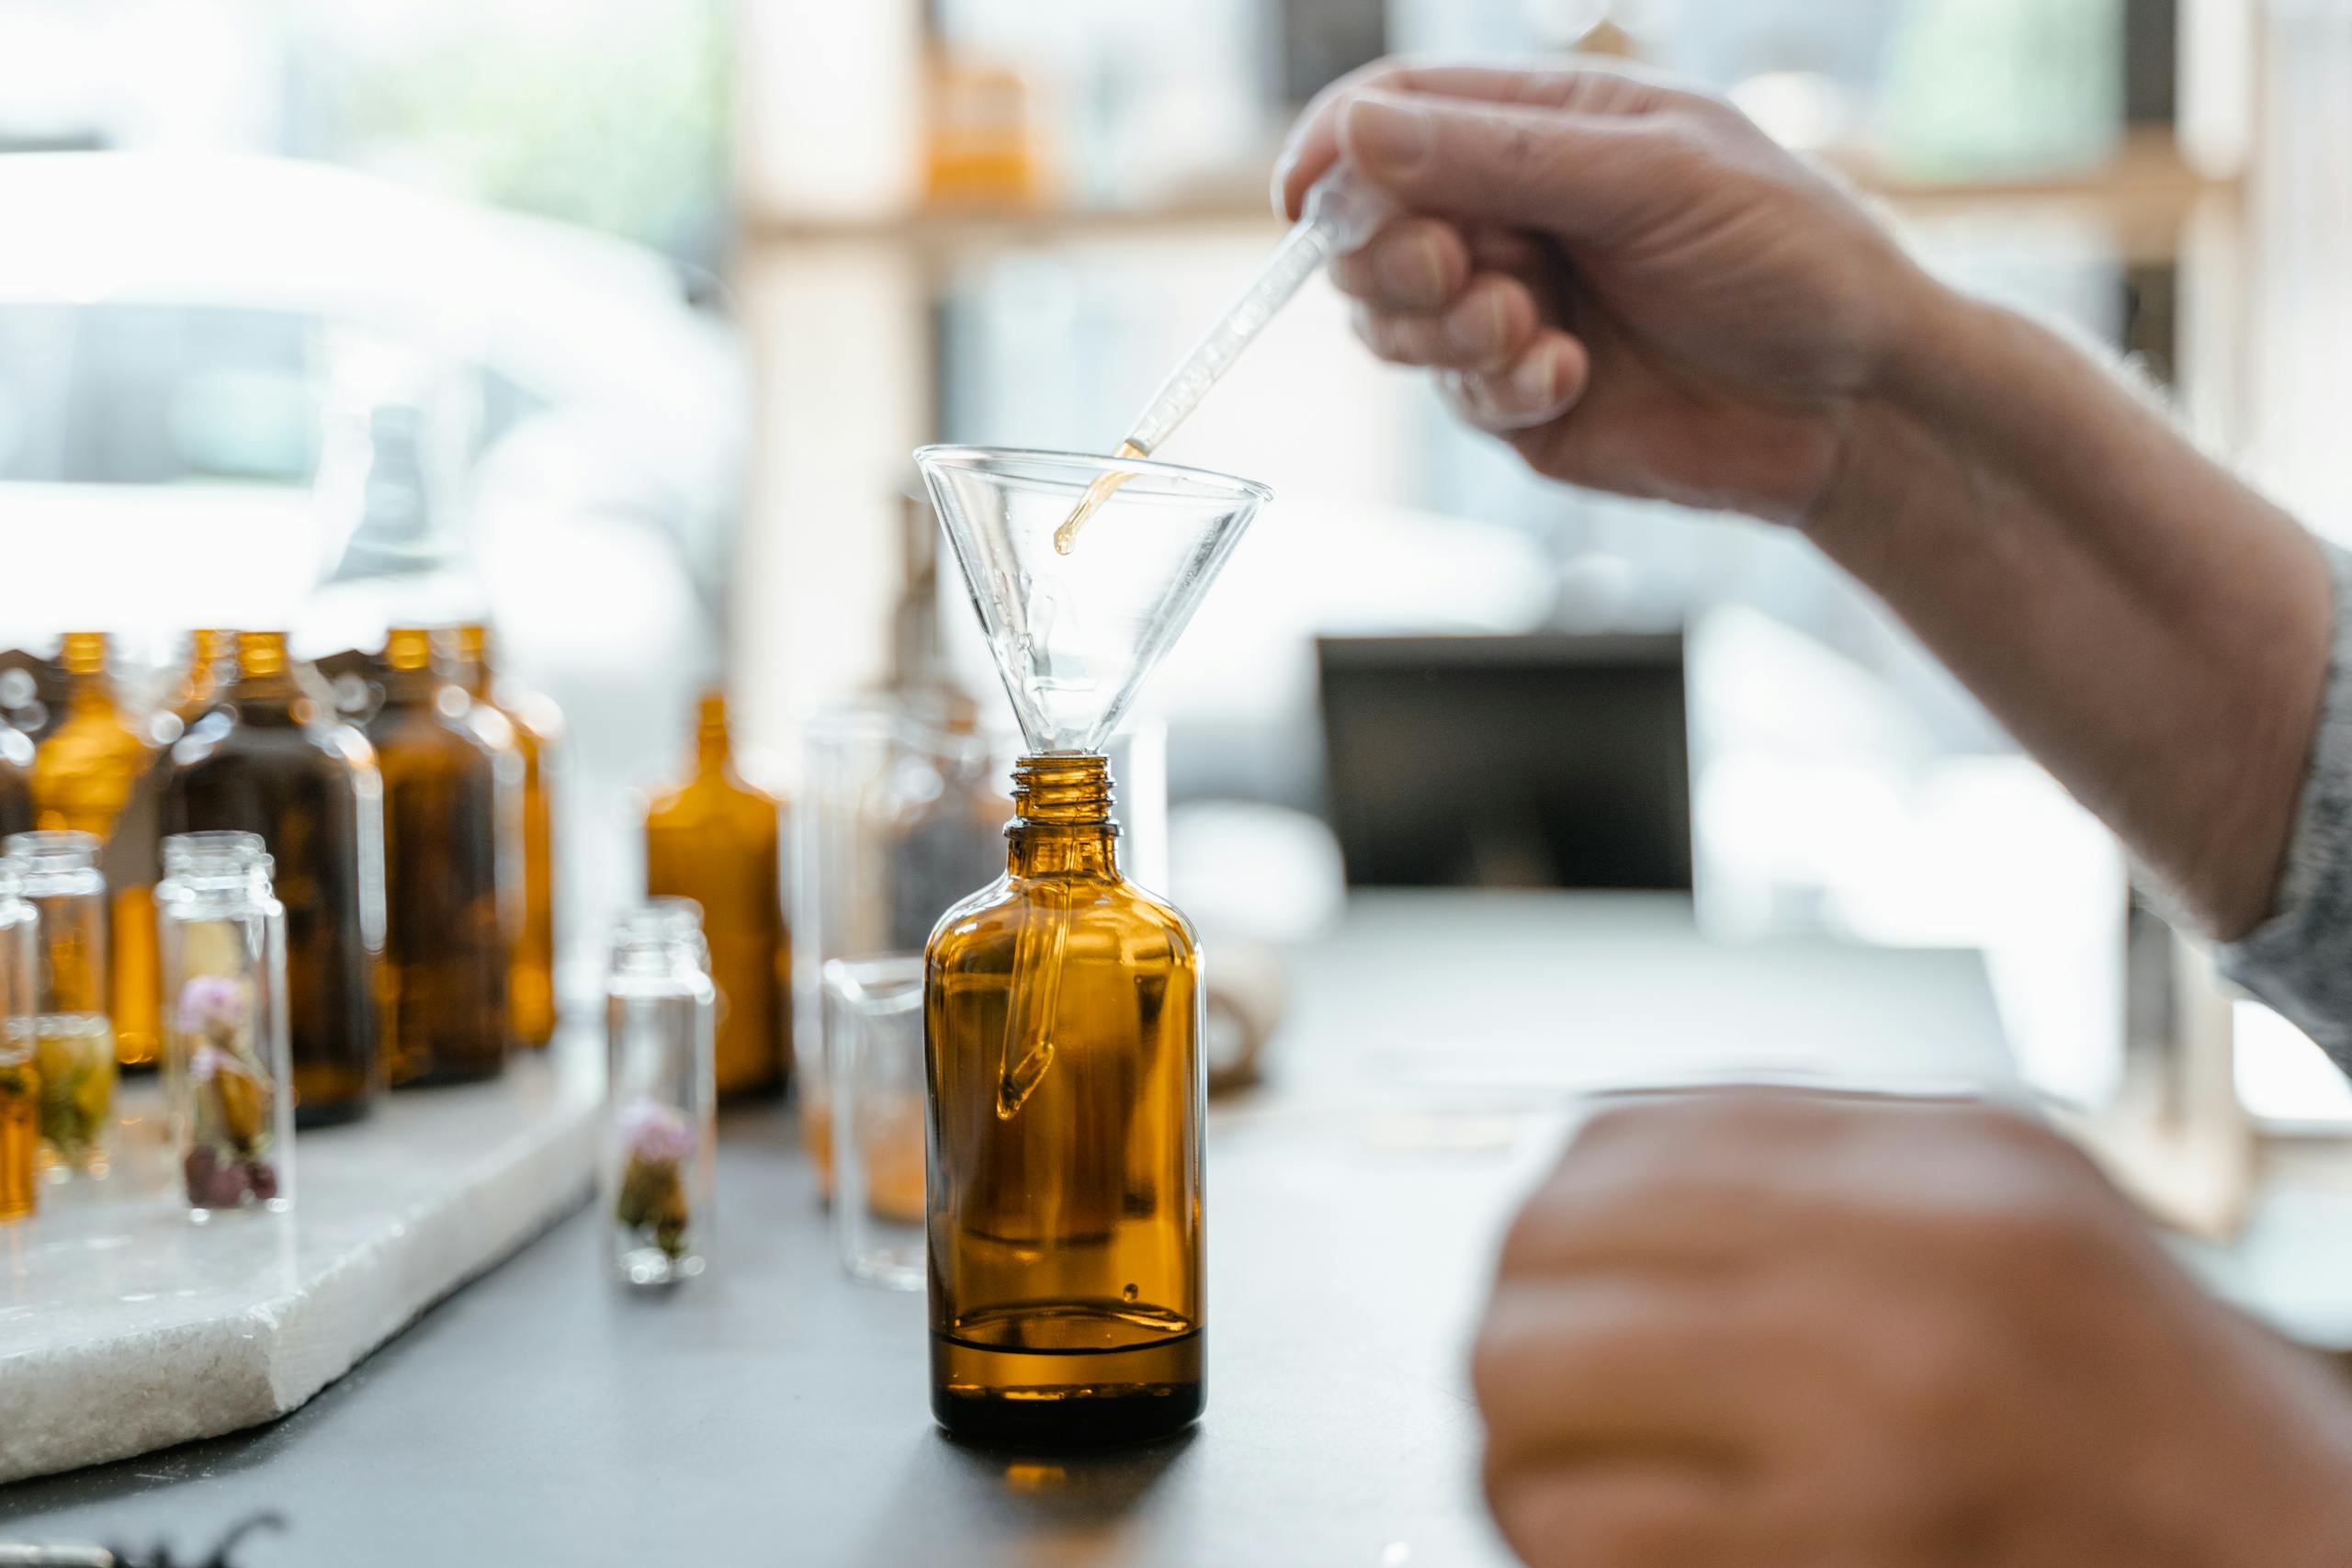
top-left (0, 858), bottom-right (39, 1222)
top-left (159, 832), bottom-right (294, 1218)
top-left (603, 898), bottom-right (716, 1287)
top-left (6, 829), bottom-right (116, 1180)
top-left (794, 702), bottom-right (1014, 1196)
top-left (824, 955), bottom-right (927, 1289)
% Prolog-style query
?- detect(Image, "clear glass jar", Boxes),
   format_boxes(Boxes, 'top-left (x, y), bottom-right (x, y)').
top-left (823, 954), bottom-right (926, 1290)
top-left (158, 831), bottom-right (294, 1219)
top-left (0, 858), bottom-right (39, 1222)
top-left (6, 829), bottom-right (116, 1180)
top-left (604, 899), bottom-right (716, 1286)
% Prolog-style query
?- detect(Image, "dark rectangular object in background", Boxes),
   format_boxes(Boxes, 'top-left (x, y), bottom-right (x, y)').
top-left (1277, 0), bottom-right (1386, 106)
top-left (1317, 633), bottom-right (1692, 892)
top-left (2124, 0), bottom-right (2179, 126)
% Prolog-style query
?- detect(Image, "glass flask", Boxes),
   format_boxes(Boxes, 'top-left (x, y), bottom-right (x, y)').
top-left (6, 830), bottom-right (116, 1179)
top-left (450, 624), bottom-right (562, 1048)
top-left (158, 832), bottom-right (294, 1218)
top-left (825, 954), bottom-right (928, 1289)
top-left (31, 632), bottom-right (162, 1069)
top-left (165, 632), bottom-right (388, 1127)
top-left (0, 858), bottom-right (38, 1222)
top-left (797, 703), bottom-right (1012, 1197)
top-left (603, 899), bottom-right (716, 1286)
top-left (364, 626), bottom-right (522, 1086)
top-left (914, 446), bottom-right (1265, 1447)
top-left (644, 693), bottom-right (788, 1100)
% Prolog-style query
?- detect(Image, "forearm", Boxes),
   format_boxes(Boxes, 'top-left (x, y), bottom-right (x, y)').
top-left (1805, 285), bottom-right (2333, 939)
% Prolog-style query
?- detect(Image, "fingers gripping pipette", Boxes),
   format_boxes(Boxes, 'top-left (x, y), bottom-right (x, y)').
top-left (1052, 165), bottom-right (1393, 553)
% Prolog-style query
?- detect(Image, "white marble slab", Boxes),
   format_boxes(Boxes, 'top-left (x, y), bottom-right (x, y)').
top-left (0, 1045), bottom-right (600, 1483)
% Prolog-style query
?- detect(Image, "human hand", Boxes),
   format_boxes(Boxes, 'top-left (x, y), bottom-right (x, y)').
top-left (1276, 62), bottom-right (1946, 526)
top-left (1475, 1089), bottom-right (2352, 1566)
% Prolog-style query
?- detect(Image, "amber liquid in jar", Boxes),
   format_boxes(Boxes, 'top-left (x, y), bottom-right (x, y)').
top-left (365, 627), bottom-right (520, 1086)
top-left (450, 625), bottom-right (561, 1048)
top-left (925, 753), bottom-right (1204, 1446)
top-left (0, 1057), bottom-right (35, 1220)
top-left (166, 633), bottom-right (388, 1125)
top-left (31, 633), bottom-right (161, 1068)
top-left (645, 693), bottom-right (788, 1100)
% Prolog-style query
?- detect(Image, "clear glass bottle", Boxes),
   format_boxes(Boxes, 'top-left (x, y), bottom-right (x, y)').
top-left (604, 899), bottom-right (716, 1286)
top-left (164, 632), bottom-right (388, 1127)
top-left (924, 752), bottom-right (1205, 1445)
top-left (31, 632), bottom-right (161, 1069)
top-left (158, 832), bottom-right (294, 1218)
top-left (645, 693), bottom-right (788, 1100)
top-left (364, 626), bottom-right (521, 1086)
top-left (825, 953), bottom-right (927, 1289)
top-left (0, 857), bottom-right (39, 1222)
top-left (449, 624), bottom-right (562, 1048)
top-left (6, 829), bottom-right (116, 1179)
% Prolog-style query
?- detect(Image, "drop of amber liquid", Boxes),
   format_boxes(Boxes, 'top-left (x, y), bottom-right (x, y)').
top-left (1051, 441), bottom-right (1149, 556)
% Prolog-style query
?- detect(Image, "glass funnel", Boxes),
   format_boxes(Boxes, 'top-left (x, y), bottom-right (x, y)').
top-left (913, 446), bottom-right (1272, 755)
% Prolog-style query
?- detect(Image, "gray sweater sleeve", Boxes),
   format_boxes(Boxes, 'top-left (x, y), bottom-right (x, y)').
top-left (2217, 542), bottom-right (2352, 1072)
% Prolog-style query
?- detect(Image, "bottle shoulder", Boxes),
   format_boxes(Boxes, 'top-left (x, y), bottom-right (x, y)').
top-left (926, 873), bottom-right (1198, 966)
top-left (644, 771), bottom-right (779, 834)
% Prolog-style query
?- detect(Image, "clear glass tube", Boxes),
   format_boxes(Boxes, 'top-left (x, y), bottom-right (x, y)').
top-left (0, 859), bottom-right (39, 1222)
top-left (6, 829), bottom-right (116, 1180)
top-left (604, 898), bottom-right (716, 1287)
top-left (825, 954), bottom-right (926, 1290)
top-left (158, 831), bottom-right (294, 1218)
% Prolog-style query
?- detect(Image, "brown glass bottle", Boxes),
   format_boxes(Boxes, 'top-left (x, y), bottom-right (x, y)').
top-left (165, 633), bottom-right (388, 1126)
top-left (645, 693), bottom-right (788, 1099)
top-left (924, 753), bottom-right (1204, 1446)
top-left (449, 625), bottom-right (561, 1048)
top-left (365, 627), bottom-right (521, 1086)
top-left (30, 633), bottom-right (162, 1068)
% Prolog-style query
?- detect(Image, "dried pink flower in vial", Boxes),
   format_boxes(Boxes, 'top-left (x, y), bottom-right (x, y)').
top-left (177, 975), bottom-right (250, 1041)
top-left (616, 1095), bottom-right (696, 1165)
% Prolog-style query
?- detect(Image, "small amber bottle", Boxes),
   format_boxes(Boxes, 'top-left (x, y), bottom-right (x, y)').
top-left (364, 626), bottom-right (521, 1086)
top-left (645, 693), bottom-right (788, 1099)
top-left (924, 753), bottom-right (1204, 1446)
top-left (448, 624), bottom-right (562, 1048)
top-left (30, 633), bottom-right (162, 1068)
top-left (165, 633), bottom-right (389, 1125)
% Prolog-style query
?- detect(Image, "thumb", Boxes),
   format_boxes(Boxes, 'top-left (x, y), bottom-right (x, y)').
top-left (1340, 87), bottom-right (1679, 243)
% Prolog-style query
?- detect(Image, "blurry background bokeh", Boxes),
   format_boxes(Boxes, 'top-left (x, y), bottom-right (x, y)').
top-left (3, 0), bottom-right (2347, 1122)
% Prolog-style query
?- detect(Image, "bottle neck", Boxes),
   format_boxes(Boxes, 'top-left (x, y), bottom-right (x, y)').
top-left (1006, 753), bottom-right (1118, 878)
top-left (451, 623), bottom-right (493, 699)
top-left (691, 693), bottom-right (733, 775)
top-left (380, 626), bottom-right (449, 704)
top-left (228, 632), bottom-right (309, 714)
top-left (58, 632), bottom-right (115, 710)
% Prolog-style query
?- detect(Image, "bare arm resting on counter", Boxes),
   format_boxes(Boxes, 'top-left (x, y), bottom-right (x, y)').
top-left (1275, 60), bottom-right (2335, 996)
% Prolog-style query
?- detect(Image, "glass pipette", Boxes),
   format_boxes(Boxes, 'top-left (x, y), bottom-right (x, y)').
top-left (1053, 165), bottom-right (1393, 553)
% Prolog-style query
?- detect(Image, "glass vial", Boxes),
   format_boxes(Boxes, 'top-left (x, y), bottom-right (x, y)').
top-left (449, 624), bottom-right (563, 1048)
top-left (645, 693), bottom-right (788, 1100)
top-left (159, 832), bottom-right (294, 1218)
top-left (6, 830), bottom-right (116, 1179)
top-left (0, 858), bottom-right (39, 1222)
top-left (603, 899), bottom-right (716, 1286)
top-left (165, 632), bottom-right (388, 1127)
top-left (924, 754), bottom-right (1205, 1445)
top-left (31, 632), bottom-right (162, 1069)
top-left (364, 626), bottom-right (521, 1086)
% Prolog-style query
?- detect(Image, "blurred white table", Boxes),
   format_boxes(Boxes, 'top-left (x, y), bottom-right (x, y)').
top-left (2, 892), bottom-right (2012, 1566)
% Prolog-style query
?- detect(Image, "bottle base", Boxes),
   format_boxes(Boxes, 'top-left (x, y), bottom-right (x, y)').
top-left (930, 1329), bottom-right (1204, 1448)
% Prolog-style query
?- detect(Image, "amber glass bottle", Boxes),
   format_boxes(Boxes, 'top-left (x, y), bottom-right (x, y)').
top-left (924, 753), bottom-right (1204, 1446)
top-left (165, 633), bottom-right (388, 1125)
top-left (170, 630), bottom-right (237, 724)
top-left (365, 627), bottom-right (520, 1086)
top-left (645, 693), bottom-right (788, 1099)
top-left (31, 633), bottom-right (161, 1068)
top-left (449, 624), bottom-right (561, 1047)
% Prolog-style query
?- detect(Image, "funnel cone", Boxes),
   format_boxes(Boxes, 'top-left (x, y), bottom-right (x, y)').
top-left (917, 446), bottom-right (1271, 755)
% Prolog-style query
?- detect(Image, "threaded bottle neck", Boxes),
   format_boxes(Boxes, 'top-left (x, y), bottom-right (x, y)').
top-left (58, 631), bottom-right (108, 679)
top-left (1012, 753), bottom-right (1114, 827)
top-left (693, 692), bottom-right (732, 770)
top-left (236, 632), bottom-right (289, 681)
top-left (384, 626), bottom-right (435, 674)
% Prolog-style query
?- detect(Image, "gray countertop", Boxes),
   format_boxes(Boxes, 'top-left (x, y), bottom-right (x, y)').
top-left (2, 893), bottom-right (2010, 1566)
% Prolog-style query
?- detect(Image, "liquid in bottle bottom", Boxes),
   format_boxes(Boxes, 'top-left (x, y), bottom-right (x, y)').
top-left (932, 1306), bottom-right (1204, 1446)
